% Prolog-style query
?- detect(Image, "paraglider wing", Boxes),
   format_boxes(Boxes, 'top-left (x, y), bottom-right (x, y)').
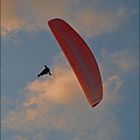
top-left (48, 18), bottom-right (103, 107)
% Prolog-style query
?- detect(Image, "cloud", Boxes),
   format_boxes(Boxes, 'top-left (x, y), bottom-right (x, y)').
top-left (1, 0), bottom-right (71, 37)
top-left (71, 5), bottom-right (128, 37)
top-left (10, 134), bottom-right (48, 140)
top-left (103, 75), bottom-right (123, 105)
top-left (2, 65), bottom-right (83, 130)
top-left (2, 40), bottom-right (138, 139)
top-left (2, 57), bottom-right (122, 140)
top-left (11, 136), bottom-right (28, 140)
top-left (99, 47), bottom-right (138, 78)
top-left (25, 66), bottom-right (81, 105)
top-left (1, 0), bottom-right (25, 36)
top-left (1, 0), bottom-right (131, 37)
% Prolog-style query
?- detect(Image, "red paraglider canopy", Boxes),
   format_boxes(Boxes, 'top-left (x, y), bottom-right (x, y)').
top-left (48, 18), bottom-right (103, 107)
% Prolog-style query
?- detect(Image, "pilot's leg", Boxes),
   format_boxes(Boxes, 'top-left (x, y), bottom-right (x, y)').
top-left (49, 71), bottom-right (52, 76)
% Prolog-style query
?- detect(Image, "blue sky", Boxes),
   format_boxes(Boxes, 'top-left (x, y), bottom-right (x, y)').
top-left (1, 0), bottom-right (139, 140)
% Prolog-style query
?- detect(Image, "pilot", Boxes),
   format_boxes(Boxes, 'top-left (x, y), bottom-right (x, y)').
top-left (38, 65), bottom-right (52, 77)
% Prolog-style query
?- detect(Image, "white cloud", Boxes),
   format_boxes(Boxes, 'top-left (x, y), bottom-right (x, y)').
top-left (10, 134), bottom-right (48, 140)
top-left (1, 0), bottom-right (25, 36)
top-left (1, 0), bottom-right (70, 36)
top-left (99, 48), bottom-right (138, 78)
top-left (1, 0), bottom-right (130, 37)
top-left (2, 59), bottom-right (122, 140)
top-left (2, 33), bottom-right (138, 139)
top-left (103, 75), bottom-right (123, 105)
top-left (12, 136), bottom-right (28, 140)
top-left (71, 6), bottom-right (128, 37)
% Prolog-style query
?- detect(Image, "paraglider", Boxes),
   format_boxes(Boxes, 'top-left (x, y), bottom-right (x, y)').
top-left (38, 65), bottom-right (52, 77)
top-left (48, 18), bottom-right (103, 107)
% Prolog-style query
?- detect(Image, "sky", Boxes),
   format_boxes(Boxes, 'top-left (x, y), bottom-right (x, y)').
top-left (1, 0), bottom-right (139, 140)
